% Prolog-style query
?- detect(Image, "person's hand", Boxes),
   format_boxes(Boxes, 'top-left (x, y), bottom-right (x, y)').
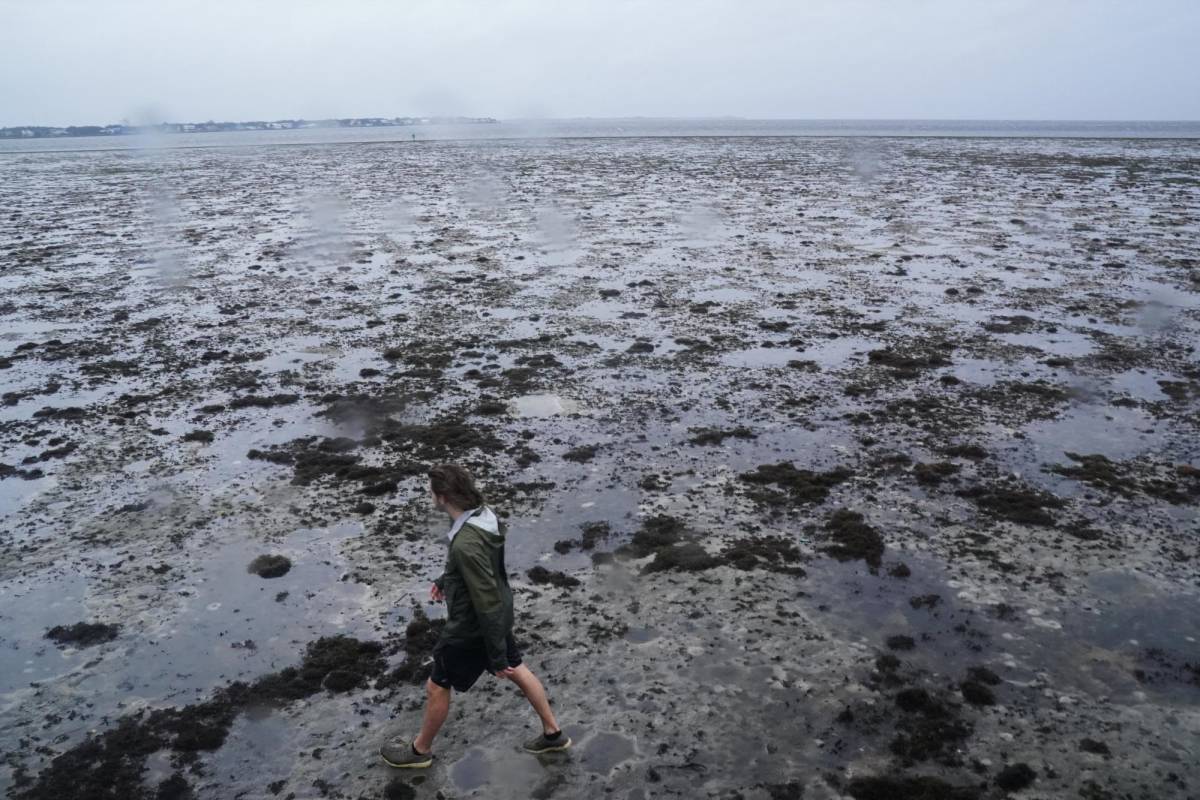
top-left (430, 583), bottom-right (444, 602)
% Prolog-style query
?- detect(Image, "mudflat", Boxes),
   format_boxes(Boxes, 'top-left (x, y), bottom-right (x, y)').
top-left (1, 135), bottom-right (1197, 799)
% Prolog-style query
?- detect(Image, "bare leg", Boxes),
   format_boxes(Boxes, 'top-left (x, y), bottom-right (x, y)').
top-left (413, 679), bottom-right (451, 753)
top-left (504, 663), bottom-right (561, 734)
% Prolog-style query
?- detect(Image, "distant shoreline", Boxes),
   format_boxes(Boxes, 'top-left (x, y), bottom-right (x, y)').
top-left (0, 116), bottom-right (498, 139)
top-left (2, 119), bottom-right (1197, 154)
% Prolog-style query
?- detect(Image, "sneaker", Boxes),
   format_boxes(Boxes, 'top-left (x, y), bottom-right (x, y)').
top-left (379, 735), bottom-right (434, 768)
top-left (523, 730), bottom-right (572, 754)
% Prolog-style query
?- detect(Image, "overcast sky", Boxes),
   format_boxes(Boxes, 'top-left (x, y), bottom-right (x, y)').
top-left (2, 0), bottom-right (1197, 126)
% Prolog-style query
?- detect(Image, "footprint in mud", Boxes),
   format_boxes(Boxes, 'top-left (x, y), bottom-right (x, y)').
top-left (580, 731), bottom-right (636, 775)
top-left (449, 747), bottom-right (490, 792)
top-left (449, 744), bottom-right (560, 796)
top-left (624, 626), bottom-right (660, 644)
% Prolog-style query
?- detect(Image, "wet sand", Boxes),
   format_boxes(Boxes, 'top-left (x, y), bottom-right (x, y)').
top-left (1, 135), bottom-right (1198, 799)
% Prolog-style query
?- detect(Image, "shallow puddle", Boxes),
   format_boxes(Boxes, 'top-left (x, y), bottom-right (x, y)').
top-left (580, 731), bottom-right (636, 775)
top-left (509, 393), bottom-right (579, 418)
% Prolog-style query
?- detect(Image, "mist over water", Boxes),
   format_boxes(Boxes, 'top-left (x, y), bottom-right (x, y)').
top-left (5, 119), bottom-right (1200, 156)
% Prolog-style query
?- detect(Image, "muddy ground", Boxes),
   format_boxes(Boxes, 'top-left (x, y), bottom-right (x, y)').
top-left (0, 134), bottom-right (1198, 799)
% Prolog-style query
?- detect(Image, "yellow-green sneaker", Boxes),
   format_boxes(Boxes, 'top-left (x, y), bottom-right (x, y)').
top-left (522, 730), bottom-right (572, 754)
top-left (380, 735), bottom-right (434, 768)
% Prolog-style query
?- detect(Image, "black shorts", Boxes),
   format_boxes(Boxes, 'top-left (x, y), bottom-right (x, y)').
top-left (430, 635), bottom-right (523, 692)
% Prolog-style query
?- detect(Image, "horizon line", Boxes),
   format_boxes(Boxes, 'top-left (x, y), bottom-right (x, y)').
top-left (4, 115), bottom-right (1200, 129)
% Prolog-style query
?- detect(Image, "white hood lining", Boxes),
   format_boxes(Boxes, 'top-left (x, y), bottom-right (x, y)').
top-left (447, 506), bottom-right (499, 541)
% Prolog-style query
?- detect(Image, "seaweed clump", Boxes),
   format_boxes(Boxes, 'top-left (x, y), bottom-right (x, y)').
top-left (617, 515), bottom-right (721, 574)
top-left (720, 535), bottom-right (806, 575)
top-left (956, 482), bottom-right (1064, 526)
top-left (889, 686), bottom-right (974, 764)
top-left (822, 509), bottom-right (885, 569)
top-left (847, 775), bottom-right (981, 800)
top-left (617, 515), bottom-right (687, 557)
top-left (45, 622), bottom-right (120, 648)
top-left (994, 763), bottom-right (1036, 791)
top-left (739, 462), bottom-right (852, 514)
top-left (1050, 452), bottom-right (1200, 505)
top-left (247, 554), bottom-right (291, 578)
top-left (643, 542), bottom-right (721, 574)
top-left (913, 461), bottom-right (960, 487)
top-left (526, 566), bottom-right (581, 588)
top-left (688, 426), bottom-right (757, 446)
top-left (867, 347), bottom-right (953, 375)
top-left (15, 636), bottom-right (386, 800)
top-left (377, 608), bottom-right (446, 688)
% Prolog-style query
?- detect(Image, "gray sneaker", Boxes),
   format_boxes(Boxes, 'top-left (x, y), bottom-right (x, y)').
top-left (379, 735), bottom-right (434, 768)
top-left (523, 730), bottom-right (572, 754)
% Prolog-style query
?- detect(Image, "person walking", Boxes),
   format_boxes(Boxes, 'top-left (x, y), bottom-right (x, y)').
top-left (380, 464), bottom-right (571, 768)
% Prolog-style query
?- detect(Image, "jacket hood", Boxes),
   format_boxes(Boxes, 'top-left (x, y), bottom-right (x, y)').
top-left (448, 506), bottom-right (500, 541)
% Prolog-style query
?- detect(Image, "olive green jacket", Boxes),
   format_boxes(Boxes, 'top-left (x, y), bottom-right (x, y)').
top-left (433, 507), bottom-right (514, 671)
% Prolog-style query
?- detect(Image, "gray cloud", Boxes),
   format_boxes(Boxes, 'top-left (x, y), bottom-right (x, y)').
top-left (2, 0), bottom-right (1197, 126)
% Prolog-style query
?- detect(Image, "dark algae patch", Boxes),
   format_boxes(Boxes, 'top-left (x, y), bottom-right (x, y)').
top-left (687, 426), bottom-right (757, 446)
top-left (383, 778), bottom-right (417, 800)
top-left (322, 669), bottom-right (366, 692)
top-left (225, 392), bottom-right (300, 410)
top-left (614, 515), bottom-right (801, 573)
top-left (867, 346), bottom-right (953, 372)
top-left (894, 687), bottom-right (943, 714)
top-left (154, 774), bottom-right (195, 800)
top-left (913, 461), bottom-right (960, 487)
top-left (45, 622), bottom-right (120, 648)
top-left (942, 443), bottom-right (988, 460)
top-left (526, 566), bottom-right (581, 588)
top-left (15, 636), bottom-right (385, 800)
top-left (956, 481), bottom-right (1064, 526)
top-left (579, 521), bottom-right (610, 550)
top-left (617, 514), bottom-right (686, 558)
top-left (239, 636), bottom-right (386, 701)
top-left (563, 444), bottom-right (599, 463)
top-left (822, 509), bottom-right (884, 568)
top-left (966, 665), bottom-right (1001, 685)
top-left (247, 435), bottom-right (422, 491)
top-left (643, 542), bottom-right (721, 574)
top-left (890, 700), bottom-right (973, 764)
top-left (846, 775), bottom-right (981, 800)
top-left (1049, 452), bottom-right (1200, 504)
top-left (614, 514), bottom-right (731, 574)
top-left (720, 535), bottom-right (806, 574)
top-left (378, 608), bottom-right (445, 687)
top-left (247, 554), bottom-right (292, 578)
top-left (994, 763), bottom-right (1036, 792)
top-left (959, 679), bottom-right (996, 706)
top-left (738, 462), bottom-right (852, 513)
